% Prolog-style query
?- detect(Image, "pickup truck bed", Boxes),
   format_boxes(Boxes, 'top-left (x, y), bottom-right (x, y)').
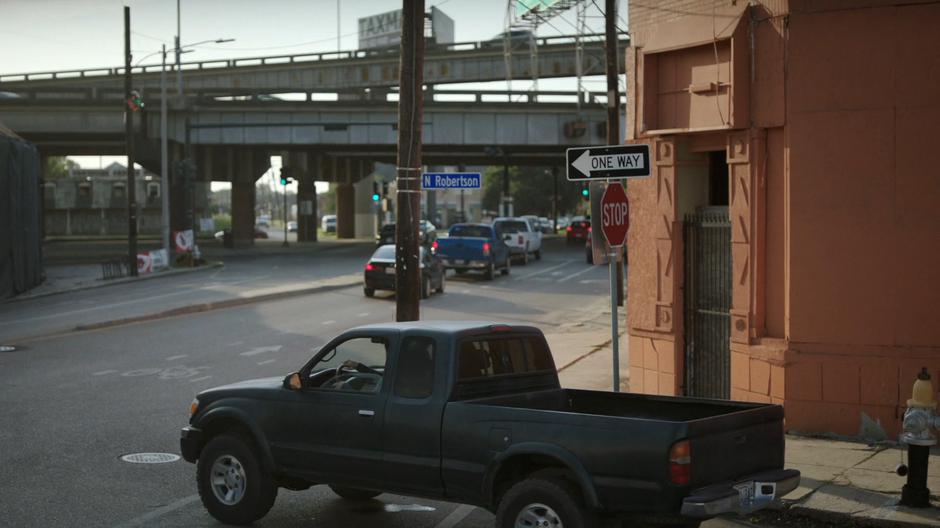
top-left (443, 388), bottom-right (786, 514)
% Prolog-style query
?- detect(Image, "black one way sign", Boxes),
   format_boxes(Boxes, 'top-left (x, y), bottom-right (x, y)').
top-left (565, 144), bottom-right (651, 181)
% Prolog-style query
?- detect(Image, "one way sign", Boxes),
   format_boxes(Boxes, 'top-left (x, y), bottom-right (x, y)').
top-left (565, 144), bottom-right (651, 181)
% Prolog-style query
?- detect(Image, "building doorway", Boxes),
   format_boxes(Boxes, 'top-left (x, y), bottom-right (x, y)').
top-left (682, 150), bottom-right (732, 398)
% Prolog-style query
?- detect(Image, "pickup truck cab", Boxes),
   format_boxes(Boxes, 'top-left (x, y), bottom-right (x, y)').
top-left (493, 217), bottom-right (542, 265)
top-left (181, 322), bottom-right (799, 527)
top-left (435, 223), bottom-right (511, 279)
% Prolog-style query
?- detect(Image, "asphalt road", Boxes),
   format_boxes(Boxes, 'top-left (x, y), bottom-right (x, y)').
top-left (0, 238), bottom-right (779, 527)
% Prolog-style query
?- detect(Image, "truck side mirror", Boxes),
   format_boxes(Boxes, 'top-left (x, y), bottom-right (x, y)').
top-left (283, 372), bottom-right (302, 390)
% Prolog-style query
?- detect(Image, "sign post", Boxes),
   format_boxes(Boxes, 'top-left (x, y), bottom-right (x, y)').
top-left (600, 183), bottom-right (629, 391)
top-left (567, 143), bottom-right (651, 392)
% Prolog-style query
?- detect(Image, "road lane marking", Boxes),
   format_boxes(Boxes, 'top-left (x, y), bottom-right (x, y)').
top-left (189, 376), bottom-right (212, 383)
top-left (322, 320), bottom-right (336, 325)
top-left (112, 494), bottom-right (200, 528)
top-left (558, 266), bottom-right (595, 282)
top-left (356, 312), bottom-right (370, 317)
top-left (227, 340), bottom-right (244, 346)
top-left (165, 354), bottom-right (187, 361)
top-left (434, 504), bottom-right (476, 528)
top-left (92, 369), bottom-right (118, 376)
top-left (239, 345), bottom-right (282, 357)
top-left (513, 260), bottom-right (575, 281)
top-left (257, 359), bottom-right (276, 365)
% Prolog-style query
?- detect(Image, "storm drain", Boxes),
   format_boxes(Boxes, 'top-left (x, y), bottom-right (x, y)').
top-left (120, 453), bottom-right (181, 464)
top-left (0, 345), bottom-right (17, 353)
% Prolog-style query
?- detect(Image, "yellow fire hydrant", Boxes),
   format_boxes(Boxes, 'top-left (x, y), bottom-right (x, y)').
top-left (899, 367), bottom-right (938, 507)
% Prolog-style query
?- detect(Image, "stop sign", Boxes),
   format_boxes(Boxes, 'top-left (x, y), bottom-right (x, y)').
top-left (600, 183), bottom-right (629, 247)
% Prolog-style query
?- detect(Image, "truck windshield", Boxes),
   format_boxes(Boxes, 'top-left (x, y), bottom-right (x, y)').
top-left (458, 336), bottom-right (553, 380)
top-left (450, 225), bottom-right (491, 238)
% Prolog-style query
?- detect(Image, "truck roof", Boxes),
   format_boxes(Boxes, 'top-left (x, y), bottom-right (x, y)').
top-left (349, 320), bottom-right (541, 337)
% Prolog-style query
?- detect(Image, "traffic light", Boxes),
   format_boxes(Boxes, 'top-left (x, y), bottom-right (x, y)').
top-left (372, 182), bottom-right (380, 202)
top-left (279, 167), bottom-right (292, 186)
top-left (127, 90), bottom-right (144, 111)
top-left (381, 181), bottom-right (389, 197)
top-left (581, 184), bottom-right (590, 200)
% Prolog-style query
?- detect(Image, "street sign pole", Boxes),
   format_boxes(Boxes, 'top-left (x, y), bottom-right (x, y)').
top-left (609, 237), bottom-right (620, 392)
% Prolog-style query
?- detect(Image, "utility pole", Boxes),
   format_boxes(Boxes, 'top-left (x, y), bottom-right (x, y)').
top-left (282, 178), bottom-right (289, 247)
top-left (552, 166), bottom-right (558, 232)
top-left (160, 44), bottom-right (170, 262)
top-left (124, 6), bottom-right (138, 277)
top-left (605, 0), bottom-right (624, 306)
top-left (395, 0), bottom-right (424, 322)
top-left (176, 0), bottom-right (182, 96)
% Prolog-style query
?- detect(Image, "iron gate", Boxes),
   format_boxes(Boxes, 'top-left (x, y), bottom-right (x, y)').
top-left (683, 208), bottom-right (732, 399)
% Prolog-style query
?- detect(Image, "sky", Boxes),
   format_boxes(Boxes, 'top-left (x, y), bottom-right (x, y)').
top-left (1, 0), bottom-right (627, 190)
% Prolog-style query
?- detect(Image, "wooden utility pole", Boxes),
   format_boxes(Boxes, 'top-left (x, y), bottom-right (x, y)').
top-left (124, 6), bottom-right (138, 277)
top-left (395, 0), bottom-right (425, 322)
top-left (605, 0), bottom-right (623, 305)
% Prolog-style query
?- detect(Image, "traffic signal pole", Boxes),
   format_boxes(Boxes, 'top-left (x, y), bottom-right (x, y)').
top-left (124, 6), bottom-right (138, 277)
top-left (395, 0), bottom-right (424, 322)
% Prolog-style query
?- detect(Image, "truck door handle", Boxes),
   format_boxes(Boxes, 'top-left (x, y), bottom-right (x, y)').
top-left (358, 409), bottom-right (375, 417)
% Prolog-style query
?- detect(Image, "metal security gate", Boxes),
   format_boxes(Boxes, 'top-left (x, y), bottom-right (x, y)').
top-left (683, 208), bottom-right (732, 398)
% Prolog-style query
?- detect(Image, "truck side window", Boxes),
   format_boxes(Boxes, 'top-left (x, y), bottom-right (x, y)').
top-left (309, 337), bottom-right (388, 393)
top-left (393, 337), bottom-right (436, 399)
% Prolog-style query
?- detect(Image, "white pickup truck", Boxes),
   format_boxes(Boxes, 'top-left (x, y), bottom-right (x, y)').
top-left (493, 217), bottom-right (542, 265)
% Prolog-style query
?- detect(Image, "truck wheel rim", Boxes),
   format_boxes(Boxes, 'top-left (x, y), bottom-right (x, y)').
top-left (515, 503), bottom-right (562, 528)
top-left (210, 455), bottom-right (247, 506)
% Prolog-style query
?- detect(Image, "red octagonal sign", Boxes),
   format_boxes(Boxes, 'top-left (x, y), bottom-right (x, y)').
top-left (600, 183), bottom-right (629, 247)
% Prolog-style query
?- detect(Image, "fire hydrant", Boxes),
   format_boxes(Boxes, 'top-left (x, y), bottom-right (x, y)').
top-left (898, 367), bottom-right (939, 507)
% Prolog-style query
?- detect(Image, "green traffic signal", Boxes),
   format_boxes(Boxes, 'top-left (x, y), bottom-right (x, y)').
top-left (372, 193), bottom-right (380, 202)
top-left (581, 187), bottom-right (589, 197)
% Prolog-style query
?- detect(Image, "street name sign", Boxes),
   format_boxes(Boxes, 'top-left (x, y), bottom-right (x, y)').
top-left (600, 183), bottom-right (629, 247)
top-left (566, 144), bottom-right (651, 181)
top-left (421, 172), bottom-right (482, 190)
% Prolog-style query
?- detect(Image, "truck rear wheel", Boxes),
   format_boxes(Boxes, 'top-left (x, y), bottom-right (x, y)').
top-left (196, 434), bottom-right (277, 526)
top-left (329, 485), bottom-right (381, 501)
top-left (496, 477), bottom-right (595, 528)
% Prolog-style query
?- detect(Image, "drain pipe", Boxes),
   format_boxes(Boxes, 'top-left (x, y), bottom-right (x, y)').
top-left (897, 367), bottom-right (939, 507)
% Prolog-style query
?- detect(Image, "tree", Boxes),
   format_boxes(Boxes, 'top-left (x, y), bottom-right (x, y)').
top-left (482, 165), bottom-right (584, 217)
top-left (45, 157), bottom-right (79, 180)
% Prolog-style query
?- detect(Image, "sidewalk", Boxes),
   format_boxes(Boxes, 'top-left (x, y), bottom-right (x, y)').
top-left (544, 326), bottom-right (940, 527)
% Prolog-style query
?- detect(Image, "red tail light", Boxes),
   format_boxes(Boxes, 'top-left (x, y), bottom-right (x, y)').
top-left (518, 235), bottom-right (524, 245)
top-left (669, 440), bottom-right (691, 485)
top-left (588, 226), bottom-right (592, 233)
top-left (482, 242), bottom-right (491, 255)
top-left (365, 263), bottom-right (375, 271)
top-left (432, 241), bottom-right (438, 250)
top-left (566, 226), bottom-right (573, 232)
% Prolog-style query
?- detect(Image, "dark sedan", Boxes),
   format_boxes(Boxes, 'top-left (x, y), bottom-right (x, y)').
top-left (566, 218), bottom-right (591, 244)
top-left (363, 244), bottom-right (445, 299)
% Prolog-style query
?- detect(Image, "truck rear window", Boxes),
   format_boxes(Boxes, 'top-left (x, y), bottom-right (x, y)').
top-left (458, 336), bottom-right (553, 380)
top-left (449, 225), bottom-right (491, 238)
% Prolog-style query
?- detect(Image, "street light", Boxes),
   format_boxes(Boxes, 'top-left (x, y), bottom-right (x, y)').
top-left (176, 38), bottom-right (235, 95)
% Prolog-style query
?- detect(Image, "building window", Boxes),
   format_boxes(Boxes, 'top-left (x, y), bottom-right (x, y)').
top-left (78, 183), bottom-right (92, 198)
top-left (112, 184), bottom-right (126, 200)
top-left (147, 182), bottom-right (160, 200)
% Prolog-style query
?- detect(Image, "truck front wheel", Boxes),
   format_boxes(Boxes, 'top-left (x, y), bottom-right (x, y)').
top-left (496, 477), bottom-right (595, 528)
top-left (196, 434), bottom-right (277, 525)
top-left (329, 485), bottom-right (381, 501)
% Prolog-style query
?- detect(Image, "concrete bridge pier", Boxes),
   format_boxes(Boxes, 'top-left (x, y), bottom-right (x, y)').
top-left (230, 148), bottom-right (269, 247)
top-left (286, 152), bottom-right (319, 243)
top-left (334, 158), bottom-right (378, 240)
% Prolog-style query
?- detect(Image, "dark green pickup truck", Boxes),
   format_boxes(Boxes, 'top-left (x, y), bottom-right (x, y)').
top-left (180, 321), bottom-right (799, 527)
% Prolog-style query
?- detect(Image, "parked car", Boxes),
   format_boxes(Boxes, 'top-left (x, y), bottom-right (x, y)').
top-left (287, 221), bottom-right (297, 233)
top-left (180, 322), bottom-right (800, 527)
top-left (362, 244), bottom-right (444, 298)
top-left (321, 215), bottom-right (336, 233)
top-left (435, 223), bottom-right (511, 280)
top-left (375, 221), bottom-right (437, 248)
top-left (566, 217), bottom-right (591, 245)
top-left (537, 216), bottom-right (554, 234)
top-left (256, 215), bottom-right (271, 227)
top-left (493, 217), bottom-right (542, 265)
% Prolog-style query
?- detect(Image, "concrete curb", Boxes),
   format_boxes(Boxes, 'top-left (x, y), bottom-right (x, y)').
top-left (72, 277), bottom-right (362, 333)
top-left (5, 262), bottom-right (226, 304)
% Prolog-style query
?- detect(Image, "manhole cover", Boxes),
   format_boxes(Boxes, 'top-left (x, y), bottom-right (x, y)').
top-left (0, 345), bottom-right (17, 353)
top-left (120, 452), bottom-right (180, 464)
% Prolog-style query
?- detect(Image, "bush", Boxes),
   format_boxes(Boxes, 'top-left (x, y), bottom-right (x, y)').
top-left (213, 214), bottom-right (232, 231)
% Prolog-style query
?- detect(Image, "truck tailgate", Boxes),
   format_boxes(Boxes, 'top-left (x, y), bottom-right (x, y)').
top-left (437, 237), bottom-right (486, 261)
top-left (685, 405), bottom-right (785, 487)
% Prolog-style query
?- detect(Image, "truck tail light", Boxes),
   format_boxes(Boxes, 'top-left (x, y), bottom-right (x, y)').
top-left (483, 242), bottom-right (491, 255)
top-left (669, 440), bottom-right (691, 485)
top-left (365, 263), bottom-right (375, 271)
top-left (566, 226), bottom-right (573, 232)
top-left (518, 235), bottom-right (524, 245)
